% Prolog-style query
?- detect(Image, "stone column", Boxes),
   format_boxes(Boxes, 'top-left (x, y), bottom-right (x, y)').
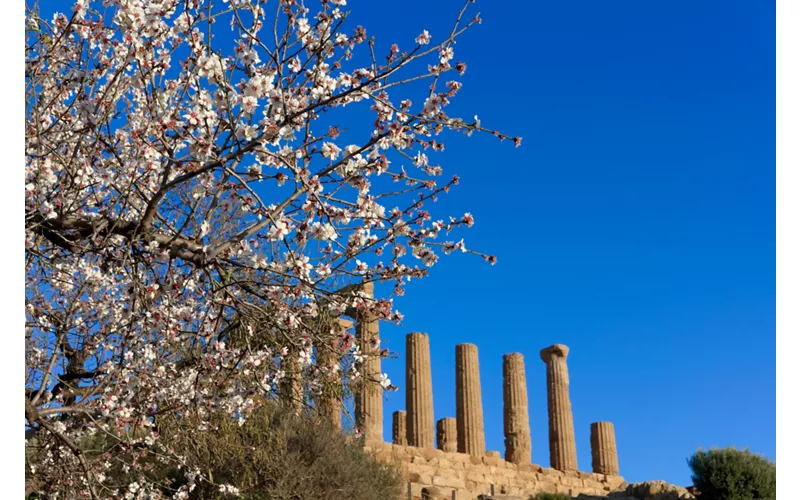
top-left (280, 348), bottom-right (303, 414)
top-left (354, 282), bottom-right (382, 442)
top-left (436, 417), bottom-right (457, 452)
top-left (540, 344), bottom-right (578, 471)
top-left (503, 353), bottom-right (532, 464)
top-left (406, 332), bottom-right (434, 448)
top-left (590, 421), bottom-right (620, 475)
top-left (456, 343), bottom-right (485, 456)
top-left (314, 319), bottom-right (351, 430)
top-left (319, 395), bottom-right (341, 429)
top-left (392, 411), bottom-right (408, 445)
top-left (315, 349), bottom-right (341, 429)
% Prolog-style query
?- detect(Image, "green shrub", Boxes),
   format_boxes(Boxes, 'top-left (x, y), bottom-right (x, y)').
top-left (531, 493), bottom-right (572, 500)
top-left (56, 402), bottom-right (402, 499)
top-left (687, 447), bottom-right (776, 500)
top-left (156, 402), bottom-right (403, 499)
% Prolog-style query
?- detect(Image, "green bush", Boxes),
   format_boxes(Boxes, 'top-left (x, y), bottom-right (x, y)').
top-left (530, 493), bottom-right (572, 500)
top-left (687, 447), bottom-right (776, 500)
top-left (46, 402), bottom-right (402, 499)
top-left (156, 402), bottom-right (403, 499)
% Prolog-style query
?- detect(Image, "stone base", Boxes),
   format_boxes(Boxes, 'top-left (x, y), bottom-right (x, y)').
top-left (365, 441), bottom-right (627, 500)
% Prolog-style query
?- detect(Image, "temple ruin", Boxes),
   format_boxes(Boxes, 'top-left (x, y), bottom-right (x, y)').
top-left (378, 338), bottom-right (624, 498)
top-left (303, 283), bottom-right (626, 498)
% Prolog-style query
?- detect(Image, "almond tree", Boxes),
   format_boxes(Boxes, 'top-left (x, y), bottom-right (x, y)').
top-left (24, 0), bottom-right (520, 497)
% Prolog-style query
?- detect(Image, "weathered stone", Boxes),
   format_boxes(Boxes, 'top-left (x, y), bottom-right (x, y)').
top-left (421, 486), bottom-right (447, 500)
top-left (437, 417), bottom-right (458, 453)
top-left (605, 475), bottom-right (627, 490)
top-left (518, 463), bottom-right (543, 475)
top-left (352, 282), bottom-right (382, 442)
top-left (561, 475), bottom-right (583, 488)
top-left (409, 472), bottom-right (433, 485)
top-left (280, 348), bottom-right (304, 414)
top-left (625, 480), bottom-right (696, 500)
top-left (540, 467), bottom-right (560, 477)
top-left (540, 344), bottom-right (578, 471)
top-left (393, 410), bottom-right (408, 445)
top-left (407, 332), bottom-right (435, 448)
top-left (479, 497), bottom-right (526, 500)
top-left (314, 343), bottom-right (342, 429)
top-left (421, 447), bottom-right (442, 461)
top-left (456, 343), bottom-right (486, 456)
top-left (536, 482), bottom-right (559, 494)
top-left (409, 484), bottom-right (428, 500)
top-left (583, 478), bottom-right (605, 490)
top-left (432, 475), bottom-right (467, 489)
top-left (503, 353), bottom-right (532, 465)
top-left (590, 421), bottom-right (620, 475)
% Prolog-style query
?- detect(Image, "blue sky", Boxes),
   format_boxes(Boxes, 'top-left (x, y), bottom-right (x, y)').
top-left (353, 0), bottom-right (775, 486)
top-left (34, 0), bottom-right (775, 487)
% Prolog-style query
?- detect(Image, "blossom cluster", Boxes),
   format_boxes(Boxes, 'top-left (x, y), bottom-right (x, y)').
top-left (24, 0), bottom-right (519, 497)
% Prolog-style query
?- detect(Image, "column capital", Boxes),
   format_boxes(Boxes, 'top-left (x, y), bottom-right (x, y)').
top-left (540, 343), bottom-right (569, 362)
top-left (503, 352), bottom-right (524, 362)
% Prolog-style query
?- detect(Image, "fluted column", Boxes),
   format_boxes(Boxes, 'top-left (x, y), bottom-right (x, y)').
top-left (314, 318), bottom-right (351, 429)
top-left (456, 343), bottom-right (485, 456)
top-left (406, 332), bottom-right (434, 448)
top-left (392, 410), bottom-right (408, 445)
top-left (354, 282), bottom-right (382, 442)
top-left (540, 344), bottom-right (578, 471)
top-left (320, 394), bottom-right (341, 429)
top-left (437, 418), bottom-right (458, 452)
top-left (281, 348), bottom-right (303, 414)
top-left (591, 421), bottom-right (620, 475)
top-left (503, 353), bottom-right (531, 464)
top-left (316, 347), bottom-right (341, 429)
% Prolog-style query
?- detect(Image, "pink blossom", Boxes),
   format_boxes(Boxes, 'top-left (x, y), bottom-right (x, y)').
top-left (23, 0), bottom-right (520, 495)
top-left (415, 29), bottom-right (432, 45)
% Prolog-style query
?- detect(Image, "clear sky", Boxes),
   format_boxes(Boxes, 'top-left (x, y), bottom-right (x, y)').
top-left (359, 0), bottom-right (775, 486)
top-left (34, 0), bottom-right (775, 487)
